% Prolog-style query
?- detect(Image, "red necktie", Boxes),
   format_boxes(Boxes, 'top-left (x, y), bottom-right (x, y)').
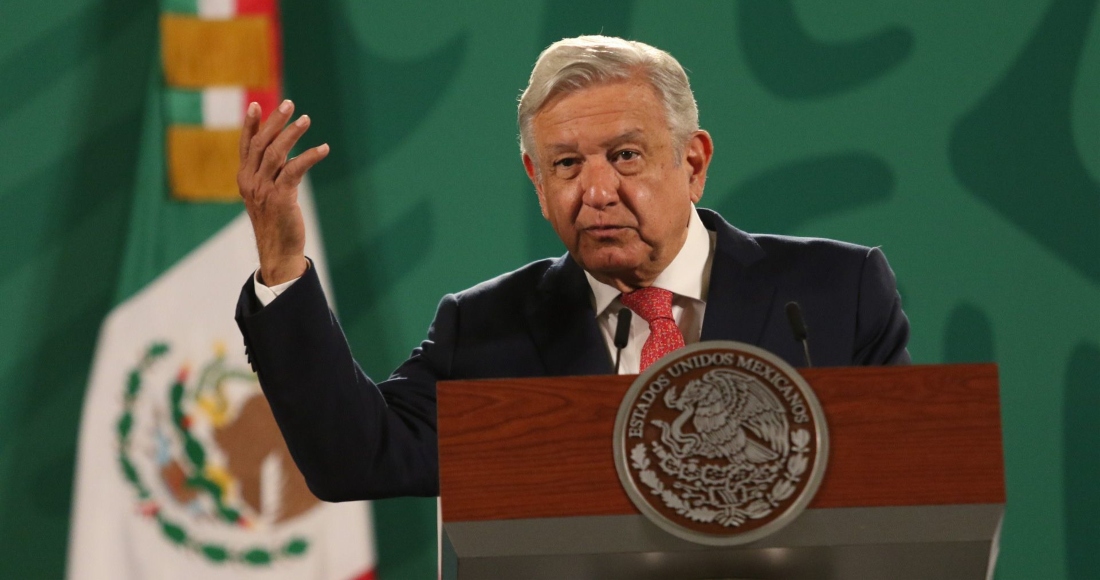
top-left (620, 287), bottom-right (685, 371)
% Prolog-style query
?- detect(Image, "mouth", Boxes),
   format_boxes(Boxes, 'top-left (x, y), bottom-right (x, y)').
top-left (581, 225), bottom-right (631, 240)
top-left (583, 225), bottom-right (630, 233)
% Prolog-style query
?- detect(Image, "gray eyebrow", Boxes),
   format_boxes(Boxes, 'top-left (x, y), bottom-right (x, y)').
top-left (600, 130), bottom-right (645, 149)
top-left (544, 129), bottom-right (647, 155)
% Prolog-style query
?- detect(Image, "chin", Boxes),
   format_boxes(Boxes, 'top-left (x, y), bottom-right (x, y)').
top-left (576, 251), bottom-right (642, 276)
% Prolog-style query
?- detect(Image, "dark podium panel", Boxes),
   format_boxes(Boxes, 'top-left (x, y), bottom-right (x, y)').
top-left (438, 364), bottom-right (1004, 580)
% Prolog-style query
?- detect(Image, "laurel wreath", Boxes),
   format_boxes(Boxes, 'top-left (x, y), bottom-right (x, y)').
top-left (116, 342), bottom-right (310, 565)
top-left (170, 355), bottom-right (257, 526)
top-left (630, 428), bottom-right (812, 527)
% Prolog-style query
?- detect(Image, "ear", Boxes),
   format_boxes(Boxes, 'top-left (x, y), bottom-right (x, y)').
top-left (683, 130), bottom-right (714, 204)
top-left (523, 153), bottom-right (550, 219)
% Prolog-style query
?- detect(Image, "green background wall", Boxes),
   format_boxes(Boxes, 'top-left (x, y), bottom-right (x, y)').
top-left (1, 0), bottom-right (1097, 578)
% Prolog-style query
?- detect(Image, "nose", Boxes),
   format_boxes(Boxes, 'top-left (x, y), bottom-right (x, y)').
top-left (579, 157), bottom-right (620, 209)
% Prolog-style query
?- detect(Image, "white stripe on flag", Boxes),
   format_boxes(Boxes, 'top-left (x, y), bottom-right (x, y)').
top-left (202, 87), bottom-right (246, 129)
top-left (198, 0), bottom-right (235, 20)
top-left (66, 180), bottom-right (375, 579)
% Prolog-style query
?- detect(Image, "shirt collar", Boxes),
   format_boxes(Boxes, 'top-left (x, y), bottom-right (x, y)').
top-left (584, 207), bottom-right (713, 316)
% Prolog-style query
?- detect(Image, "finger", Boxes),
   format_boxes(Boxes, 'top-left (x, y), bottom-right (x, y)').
top-left (258, 114), bottom-right (311, 180)
top-left (238, 102), bottom-right (261, 163)
top-left (277, 143), bottom-right (330, 189)
top-left (245, 99), bottom-right (295, 174)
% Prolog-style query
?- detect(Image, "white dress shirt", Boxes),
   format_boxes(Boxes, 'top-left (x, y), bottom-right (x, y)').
top-left (584, 208), bottom-right (716, 374)
top-left (254, 271), bottom-right (296, 306)
top-left (254, 208), bottom-right (717, 375)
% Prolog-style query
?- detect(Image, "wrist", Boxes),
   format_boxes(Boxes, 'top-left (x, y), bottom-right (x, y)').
top-left (259, 255), bottom-right (308, 286)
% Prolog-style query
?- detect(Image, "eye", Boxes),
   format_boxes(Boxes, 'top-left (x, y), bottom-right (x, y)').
top-left (552, 156), bottom-right (582, 178)
top-left (554, 157), bottom-right (579, 168)
top-left (613, 150), bottom-right (640, 162)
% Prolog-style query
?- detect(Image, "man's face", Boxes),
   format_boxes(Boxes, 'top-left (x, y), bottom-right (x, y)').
top-left (523, 78), bottom-right (713, 292)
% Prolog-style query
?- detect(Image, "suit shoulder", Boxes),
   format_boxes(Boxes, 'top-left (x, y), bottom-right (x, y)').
top-left (741, 234), bottom-right (893, 288)
top-left (448, 258), bottom-right (558, 304)
top-left (750, 233), bottom-right (874, 257)
top-left (749, 234), bottom-right (883, 269)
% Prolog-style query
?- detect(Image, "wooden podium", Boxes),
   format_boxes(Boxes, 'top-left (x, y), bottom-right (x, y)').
top-left (438, 364), bottom-right (1004, 580)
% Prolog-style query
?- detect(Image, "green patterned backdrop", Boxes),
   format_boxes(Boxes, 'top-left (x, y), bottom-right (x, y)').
top-left (1, 1), bottom-right (1097, 578)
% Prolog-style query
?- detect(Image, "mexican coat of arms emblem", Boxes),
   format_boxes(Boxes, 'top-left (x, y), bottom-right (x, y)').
top-left (613, 341), bottom-right (829, 545)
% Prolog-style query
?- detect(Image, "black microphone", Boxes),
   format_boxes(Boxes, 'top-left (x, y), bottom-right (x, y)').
top-left (785, 301), bottom-right (812, 368)
top-left (614, 309), bottom-right (633, 374)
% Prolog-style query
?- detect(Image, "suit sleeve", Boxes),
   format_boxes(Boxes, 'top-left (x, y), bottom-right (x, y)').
top-left (853, 247), bottom-right (911, 365)
top-left (235, 263), bottom-right (454, 500)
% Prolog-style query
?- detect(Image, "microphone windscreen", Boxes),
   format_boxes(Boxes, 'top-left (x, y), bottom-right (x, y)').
top-left (785, 301), bottom-right (808, 341)
top-left (614, 309), bottom-right (633, 349)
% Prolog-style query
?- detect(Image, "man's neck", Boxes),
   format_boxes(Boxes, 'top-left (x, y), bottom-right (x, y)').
top-left (585, 208), bottom-right (713, 312)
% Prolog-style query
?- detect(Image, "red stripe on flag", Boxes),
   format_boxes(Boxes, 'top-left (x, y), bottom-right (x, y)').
top-left (246, 88), bottom-right (281, 121)
top-left (238, 0), bottom-right (282, 122)
top-left (349, 569), bottom-right (376, 580)
top-left (235, 0), bottom-right (275, 15)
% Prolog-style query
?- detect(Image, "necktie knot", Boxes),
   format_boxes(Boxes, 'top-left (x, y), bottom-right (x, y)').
top-left (620, 287), bottom-right (675, 323)
top-left (619, 287), bottom-right (684, 371)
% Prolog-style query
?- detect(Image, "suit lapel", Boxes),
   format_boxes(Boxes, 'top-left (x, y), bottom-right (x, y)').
top-left (523, 210), bottom-right (774, 373)
top-left (698, 209), bottom-right (778, 345)
top-left (524, 255), bottom-right (613, 376)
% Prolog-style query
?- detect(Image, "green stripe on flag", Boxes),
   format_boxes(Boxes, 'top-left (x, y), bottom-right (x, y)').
top-left (161, 0), bottom-right (198, 16)
top-left (117, 69), bottom-right (240, 300)
top-left (163, 89), bottom-right (203, 126)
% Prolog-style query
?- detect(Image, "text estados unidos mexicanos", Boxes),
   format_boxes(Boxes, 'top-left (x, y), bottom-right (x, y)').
top-left (628, 353), bottom-right (810, 438)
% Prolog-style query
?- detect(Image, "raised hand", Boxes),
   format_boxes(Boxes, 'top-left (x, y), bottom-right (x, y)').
top-left (237, 99), bottom-right (330, 285)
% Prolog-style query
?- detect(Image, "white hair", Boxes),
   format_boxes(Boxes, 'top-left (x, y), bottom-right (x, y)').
top-left (517, 35), bottom-right (700, 160)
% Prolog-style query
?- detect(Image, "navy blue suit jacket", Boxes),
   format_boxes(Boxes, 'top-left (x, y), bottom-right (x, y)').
top-left (235, 209), bottom-right (909, 501)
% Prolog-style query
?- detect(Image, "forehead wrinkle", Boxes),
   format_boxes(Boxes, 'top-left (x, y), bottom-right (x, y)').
top-left (539, 92), bottom-right (644, 125)
top-left (542, 128), bottom-right (647, 157)
top-left (542, 140), bottom-right (578, 157)
top-left (600, 129), bottom-right (647, 150)
top-left (532, 81), bottom-right (665, 160)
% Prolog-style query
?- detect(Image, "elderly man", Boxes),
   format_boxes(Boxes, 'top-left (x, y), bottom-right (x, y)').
top-left (234, 36), bottom-right (909, 501)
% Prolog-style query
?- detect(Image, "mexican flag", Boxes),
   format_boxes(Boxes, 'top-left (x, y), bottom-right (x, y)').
top-left (65, 1), bottom-right (376, 578)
